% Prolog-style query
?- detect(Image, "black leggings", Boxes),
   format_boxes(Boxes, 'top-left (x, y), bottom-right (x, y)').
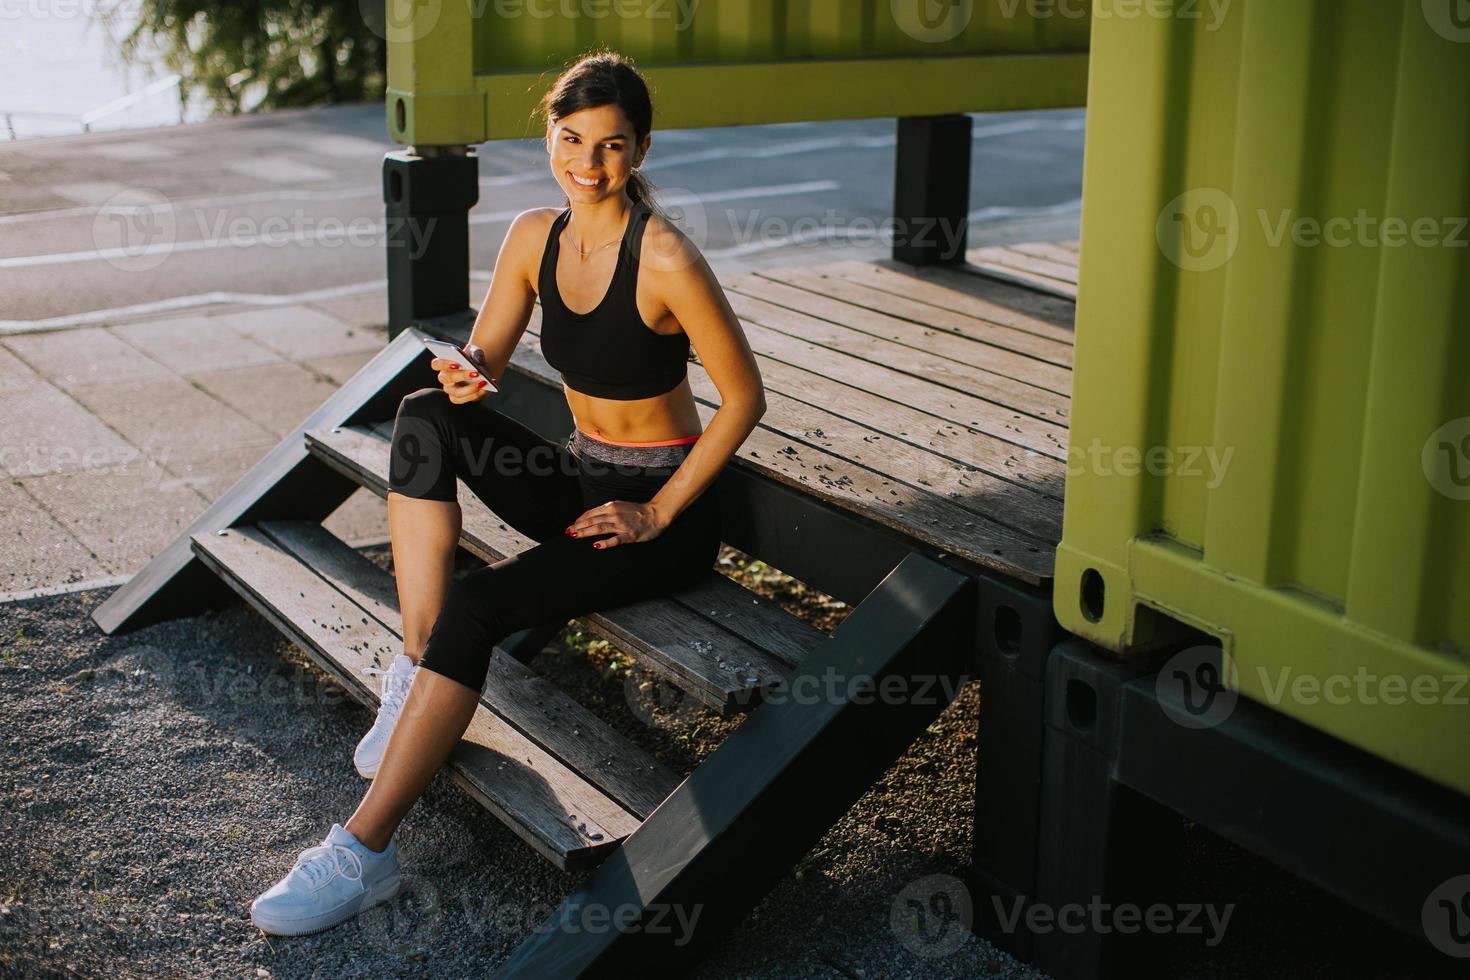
top-left (386, 387), bottom-right (722, 694)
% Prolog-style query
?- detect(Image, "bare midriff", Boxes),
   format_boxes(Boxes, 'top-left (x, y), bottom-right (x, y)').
top-left (564, 374), bottom-right (704, 447)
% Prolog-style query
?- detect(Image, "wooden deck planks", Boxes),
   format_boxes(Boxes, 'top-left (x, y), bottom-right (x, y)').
top-left (518, 322), bottom-right (1057, 583)
top-left (723, 281), bottom-right (1069, 421)
top-left (965, 242), bottom-right (1081, 299)
top-left (729, 269), bottom-right (1072, 393)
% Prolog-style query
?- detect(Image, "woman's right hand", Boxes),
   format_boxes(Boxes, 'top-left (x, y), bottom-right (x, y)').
top-left (432, 355), bottom-right (492, 405)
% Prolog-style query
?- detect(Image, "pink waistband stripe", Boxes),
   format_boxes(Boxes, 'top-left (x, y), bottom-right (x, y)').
top-left (576, 428), bottom-right (702, 448)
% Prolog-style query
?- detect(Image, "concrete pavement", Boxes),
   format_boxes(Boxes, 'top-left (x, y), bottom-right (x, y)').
top-left (0, 293), bottom-right (389, 598)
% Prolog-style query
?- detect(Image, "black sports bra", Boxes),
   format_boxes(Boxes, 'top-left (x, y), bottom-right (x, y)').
top-left (537, 199), bottom-right (691, 400)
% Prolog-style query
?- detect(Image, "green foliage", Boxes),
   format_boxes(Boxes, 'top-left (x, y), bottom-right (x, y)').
top-left (117, 0), bottom-right (388, 113)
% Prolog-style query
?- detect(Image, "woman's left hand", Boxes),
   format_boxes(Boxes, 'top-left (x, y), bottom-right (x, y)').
top-left (566, 500), bottom-right (668, 550)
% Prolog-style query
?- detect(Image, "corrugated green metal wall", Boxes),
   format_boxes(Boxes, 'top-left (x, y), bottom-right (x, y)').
top-left (1057, 0), bottom-right (1470, 795)
top-left (473, 0), bottom-right (1091, 74)
top-left (387, 0), bottom-right (1091, 144)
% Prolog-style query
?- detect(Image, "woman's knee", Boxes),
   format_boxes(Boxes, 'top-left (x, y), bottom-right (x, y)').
top-left (417, 578), bottom-right (509, 692)
top-left (389, 388), bottom-right (458, 500)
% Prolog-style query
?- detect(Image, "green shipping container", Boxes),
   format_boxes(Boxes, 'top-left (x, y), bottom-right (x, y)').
top-left (1056, 0), bottom-right (1470, 795)
top-left (384, 0), bottom-right (1090, 145)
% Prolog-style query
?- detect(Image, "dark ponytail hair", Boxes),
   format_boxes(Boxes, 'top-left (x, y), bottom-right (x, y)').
top-left (536, 47), bottom-right (663, 220)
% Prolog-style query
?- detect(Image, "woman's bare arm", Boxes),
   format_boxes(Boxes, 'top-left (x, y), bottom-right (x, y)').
top-left (462, 209), bottom-right (554, 386)
top-left (643, 220), bottom-right (767, 527)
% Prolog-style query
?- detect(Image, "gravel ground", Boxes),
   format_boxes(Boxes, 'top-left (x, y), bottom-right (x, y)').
top-left (0, 547), bottom-right (1461, 979)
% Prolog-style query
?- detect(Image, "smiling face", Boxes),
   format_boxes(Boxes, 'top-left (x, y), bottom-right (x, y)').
top-left (546, 103), bottom-right (649, 202)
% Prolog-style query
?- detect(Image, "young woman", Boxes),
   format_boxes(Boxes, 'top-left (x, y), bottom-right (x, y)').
top-left (249, 49), bottom-right (766, 936)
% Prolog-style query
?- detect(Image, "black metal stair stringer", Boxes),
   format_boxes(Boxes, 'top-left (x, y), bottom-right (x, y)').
top-left (91, 329), bottom-right (436, 635)
top-left (493, 550), bottom-right (978, 977)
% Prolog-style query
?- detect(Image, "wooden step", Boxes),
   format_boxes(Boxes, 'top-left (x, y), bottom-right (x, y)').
top-left (305, 423), bottom-right (827, 713)
top-left (256, 520), bottom-right (679, 820)
top-left (191, 522), bottom-right (670, 869)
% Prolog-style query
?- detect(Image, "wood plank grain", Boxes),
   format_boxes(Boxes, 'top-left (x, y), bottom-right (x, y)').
top-left (779, 260), bottom-right (1074, 367)
top-left (843, 259), bottom-right (1076, 342)
top-left (982, 245), bottom-right (1080, 285)
top-left (684, 304), bottom-right (1069, 459)
top-left (516, 325), bottom-right (1058, 581)
top-left (256, 520), bottom-right (682, 819)
top-left (518, 320), bottom-right (1062, 542)
top-left (1006, 241), bottom-right (1083, 271)
top-left (750, 266), bottom-right (1073, 388)
top-left (191, 525), bottom-right (634, 868)
top-left (519, 318), bottom-right (1064, 537)
top-left (965, 246), bottom-right (1079, 299)
top-left (724, 276), bottom-right (1069, 421)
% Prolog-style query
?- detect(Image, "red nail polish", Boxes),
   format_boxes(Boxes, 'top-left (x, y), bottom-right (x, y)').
top-left (478, 381), bottom-right (487, 388)
top-left (568, 530), bottom-right (577, 537)
top-left (593, 542), bottom-right (602, 549)
top-left (469, 371), bottom-right (478, 377)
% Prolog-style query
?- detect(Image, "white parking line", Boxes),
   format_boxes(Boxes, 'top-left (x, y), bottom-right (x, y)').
top-left (0, 180), bottom-right (840, 270)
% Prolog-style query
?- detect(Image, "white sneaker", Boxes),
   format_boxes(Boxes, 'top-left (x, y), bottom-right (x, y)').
top-left (249, 823), bottom-right (401, 937)
top-left (354, 653), bottom-right (419, 779)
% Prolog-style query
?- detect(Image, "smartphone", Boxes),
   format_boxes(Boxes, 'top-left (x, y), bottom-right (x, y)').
top-left (411, 329), bottom-right (499, 392)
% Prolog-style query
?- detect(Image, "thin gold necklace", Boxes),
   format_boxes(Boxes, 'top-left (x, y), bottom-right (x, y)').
top-left (567, 208), bottom-right (631, 258)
